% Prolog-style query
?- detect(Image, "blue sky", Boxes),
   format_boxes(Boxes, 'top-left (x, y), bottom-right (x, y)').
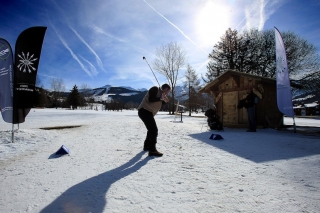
top-left (1, 0), bottom-right (320, 91)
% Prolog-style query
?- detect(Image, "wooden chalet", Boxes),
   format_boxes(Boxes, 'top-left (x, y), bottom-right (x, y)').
top-left (200, 70), bottom-right (283, 128)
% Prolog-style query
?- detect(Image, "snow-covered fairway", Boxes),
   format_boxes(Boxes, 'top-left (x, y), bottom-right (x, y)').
top-left (0, 109), bottom-right (319, 213)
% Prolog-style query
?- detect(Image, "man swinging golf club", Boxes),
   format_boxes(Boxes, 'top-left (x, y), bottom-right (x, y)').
top-left (139, 56), bottom-right (170, 157)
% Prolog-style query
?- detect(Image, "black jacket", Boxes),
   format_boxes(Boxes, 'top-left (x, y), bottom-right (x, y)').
top-left (148, 86), bottom-right (162, 102)
top-left (244, 91), bottom-right (257, 108)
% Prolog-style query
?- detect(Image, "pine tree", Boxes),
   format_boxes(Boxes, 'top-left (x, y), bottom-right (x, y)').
top-left (67, 85), bottom-right (81, 110)
top-left (183, 64), bottom-right (200, 116)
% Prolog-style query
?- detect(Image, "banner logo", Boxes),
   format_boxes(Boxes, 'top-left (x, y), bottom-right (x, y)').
top-left (0, 43), bottom-right (10, 60)
top-left (276, 56), bottom-right (286, 74)
top-left (17, 52), bottom-right (38, 73)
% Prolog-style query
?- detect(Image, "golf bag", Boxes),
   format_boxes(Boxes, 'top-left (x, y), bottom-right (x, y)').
top-left (205, 108), bottom-right (223, 130)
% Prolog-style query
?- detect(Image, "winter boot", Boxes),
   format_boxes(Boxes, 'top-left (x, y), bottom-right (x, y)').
top-left (148, 143), bottom-right (163, 157)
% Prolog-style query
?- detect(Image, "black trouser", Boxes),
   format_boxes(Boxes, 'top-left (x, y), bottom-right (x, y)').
top-left (247, 106), bottom-right (256, 131)
top-left (138, 108), bottom-right (158, 145)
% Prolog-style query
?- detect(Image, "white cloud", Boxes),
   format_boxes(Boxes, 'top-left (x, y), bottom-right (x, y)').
top-left (241, 0), bottom-right (286, 31)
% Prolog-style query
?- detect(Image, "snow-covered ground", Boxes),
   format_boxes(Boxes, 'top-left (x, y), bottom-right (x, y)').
top-left (0, 109), bottom-right (319, 213)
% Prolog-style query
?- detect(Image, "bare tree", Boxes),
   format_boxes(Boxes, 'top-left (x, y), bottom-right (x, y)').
top-left (80, 83), bottom-right (92, 107)
top-left (154, 41), bottom-right (186, 114)
top-left (183, 64), bottom-right (200, 116)
top-left (80, 84), bottom-right (91, 98)
top-left (292, 71), bottom-right (320, 99)
top-left (50, 78), bottom-right (65, 108)
top-left (282, 31), bottom-right (320, 79)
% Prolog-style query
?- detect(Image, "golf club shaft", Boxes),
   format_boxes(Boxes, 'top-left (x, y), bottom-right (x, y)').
top-left (143, 57), bottom-right (161, 88)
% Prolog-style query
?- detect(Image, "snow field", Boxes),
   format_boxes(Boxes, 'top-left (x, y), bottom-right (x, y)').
top-left (0, 109), bottom-right (319, 212)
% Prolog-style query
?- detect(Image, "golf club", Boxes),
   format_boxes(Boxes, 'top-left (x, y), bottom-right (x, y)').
top-left (143, 56), bottom-right (161, 88)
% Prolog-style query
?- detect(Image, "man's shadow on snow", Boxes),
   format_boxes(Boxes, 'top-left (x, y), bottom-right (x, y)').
top-left (189, 130), bottom-right (320, 163)
top-left (40, 151), bottom-right (151, 213)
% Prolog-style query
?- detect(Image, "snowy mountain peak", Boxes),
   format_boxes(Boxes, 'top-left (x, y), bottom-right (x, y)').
top-left (119, 86), bottom-right (138, 91)
top-left (100, 85), bottom-right (112, 89)
top-left (136, 88), bottom-right (148, 92)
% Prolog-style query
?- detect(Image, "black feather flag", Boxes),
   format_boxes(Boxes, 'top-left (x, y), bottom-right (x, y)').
top-left (13, 26), bottom-right (47, 124)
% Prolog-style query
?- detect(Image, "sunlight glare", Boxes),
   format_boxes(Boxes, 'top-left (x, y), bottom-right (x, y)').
top-left (196, 1), bottom-right (231, 47)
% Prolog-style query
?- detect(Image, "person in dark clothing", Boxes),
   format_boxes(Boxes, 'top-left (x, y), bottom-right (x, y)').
top-left (244, 86), bottom-right (257, 132)
top-left (138, 84), bottom-right (171, 157)
top-left (205, 106), bottom-right (223, 130)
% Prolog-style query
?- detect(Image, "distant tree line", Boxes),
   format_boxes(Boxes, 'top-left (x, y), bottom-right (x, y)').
top-left (32, 78), bottom-right (143, 111)
top-left (33, 80), bottom-right (215, 114)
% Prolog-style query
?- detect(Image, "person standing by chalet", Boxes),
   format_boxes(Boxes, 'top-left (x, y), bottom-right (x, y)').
top-left (138, 84), bottom-right (171, 157)
top-left (244, 86), bottom-right (258, 132)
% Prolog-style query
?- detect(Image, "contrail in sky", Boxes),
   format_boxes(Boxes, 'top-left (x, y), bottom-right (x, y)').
top-left (79, 55), bottom-right (98, 76)
top-left (38, 73), bottom-right (60, 79)
top-left (92, 25), bottom-right (127, 43)
top-left (236, 0), bottom-right (283, 31)
top-left (69, 26), bottom-right (107, 73)
top-left (92, 25), bottom-right (156, 57)
top-left (196, 59), bottom-right (211, 72)
top-left (259, 0), bottom-right (265, 30)
top-left (143, 0), bottom-right (207, 54)
top-left (47, 0), bottom-right (102, 77)
top-left (50, 22), bottom-right (94, 78)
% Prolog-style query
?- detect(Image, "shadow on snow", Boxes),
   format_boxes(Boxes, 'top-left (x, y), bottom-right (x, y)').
top-left (189, 129), bottom-right (320, 163)
top-left (40, 151), bottom-right (151, 213)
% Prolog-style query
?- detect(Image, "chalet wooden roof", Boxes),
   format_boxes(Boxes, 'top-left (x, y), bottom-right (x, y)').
top-left (199, 70), bottom-right (276, 93)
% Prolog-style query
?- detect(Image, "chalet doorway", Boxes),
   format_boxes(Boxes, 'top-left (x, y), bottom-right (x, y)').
top-left (222, 91), bottom-right (238, 125)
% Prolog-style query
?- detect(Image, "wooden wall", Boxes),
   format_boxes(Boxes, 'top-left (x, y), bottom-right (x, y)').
top-left (212, 74), bottom-right (282, 128)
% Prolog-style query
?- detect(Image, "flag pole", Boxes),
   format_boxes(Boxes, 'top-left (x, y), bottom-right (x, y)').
top-left (12, 123), bottom-right (14, 143)
top-left (12, 77), bottom-right (14, 143)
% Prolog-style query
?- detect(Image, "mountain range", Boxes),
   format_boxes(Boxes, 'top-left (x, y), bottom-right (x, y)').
top-left (79, 85), bottom-right (187, 103)
top-left (73, 84), bottom-right (317, 105)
